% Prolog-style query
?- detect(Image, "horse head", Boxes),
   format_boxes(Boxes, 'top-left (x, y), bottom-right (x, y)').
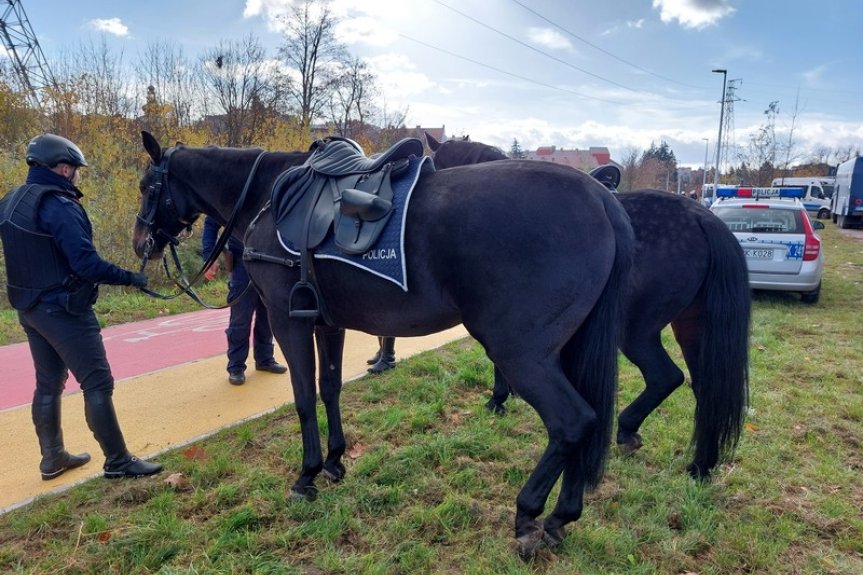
top-left (425, 134), bottom-right (508, 170)
top-left (133, 131), bottom-right (200, 261)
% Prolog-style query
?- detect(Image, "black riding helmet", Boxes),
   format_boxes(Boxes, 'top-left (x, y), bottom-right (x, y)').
top-left (25, 134), bottom-right (88, 168)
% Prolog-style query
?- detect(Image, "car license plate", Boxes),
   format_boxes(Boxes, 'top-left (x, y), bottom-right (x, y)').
top-left (745, 248), bottom-right (774, 259)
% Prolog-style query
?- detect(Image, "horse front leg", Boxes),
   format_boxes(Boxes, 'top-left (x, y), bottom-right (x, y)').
top-left (315, 324), bottom-right (347, 483)
top-left (279, 318), bottom-right (324, 500)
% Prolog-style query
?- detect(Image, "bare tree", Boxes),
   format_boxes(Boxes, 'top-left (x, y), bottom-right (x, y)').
top-left (831, 145), bottom-right (862, 165)
top-left (135, 39), bottom-right (198, 132)
top-left (276, 0), bottom-right (349, 128)
top-left (326, 57), bottom-right (376, 140)
top-left (47, 36), bottom-right (136, 120)
top-left (199, 34), bottom-right (276, 146)
top-left (780, 92), bottom-right (804, 174)
top-left (617, 147), bottom-right (640, 192)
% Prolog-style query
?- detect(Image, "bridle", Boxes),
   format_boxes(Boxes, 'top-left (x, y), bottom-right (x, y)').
top-left (136, 146), bottom-right (268, 308)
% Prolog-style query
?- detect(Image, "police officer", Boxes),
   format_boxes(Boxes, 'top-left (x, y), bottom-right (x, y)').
top-left (201, 216), bottom-right (287, 385)
top-left (0, 134), bottom-right (162, 480)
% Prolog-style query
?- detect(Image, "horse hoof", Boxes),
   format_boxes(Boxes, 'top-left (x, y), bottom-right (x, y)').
top-left (322, 464), bottom-right (345, 483)
top-left (515, 529), bottom-right (546, 561)
top-left (617, 432), bottom-right (643, 455)
top-left (290, 484), bottom-right (319, 501)
top-left (542, 525), bottom-right (566, 548)
top-left (485, 399), bottom-right (506, 415)
top-left (686, 462), bottom-right (712, 482)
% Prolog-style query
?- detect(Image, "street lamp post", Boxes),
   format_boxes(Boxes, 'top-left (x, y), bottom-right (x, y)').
top-left (712, 69), bottom-right (727, 192)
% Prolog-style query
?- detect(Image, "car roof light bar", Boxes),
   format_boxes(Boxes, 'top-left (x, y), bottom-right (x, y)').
top-left (716, 186), bottom-right (805, 199)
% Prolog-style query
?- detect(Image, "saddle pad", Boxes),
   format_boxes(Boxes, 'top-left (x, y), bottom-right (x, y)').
top-left (277, 155), bottom-right (433, 291)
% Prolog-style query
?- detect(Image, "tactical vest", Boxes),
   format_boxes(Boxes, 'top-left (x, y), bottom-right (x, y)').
top-left (0, 184), bottom-right (76, 310)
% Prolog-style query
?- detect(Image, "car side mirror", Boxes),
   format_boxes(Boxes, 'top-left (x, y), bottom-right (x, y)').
top-left (812, 221), bottom-right (825, 230)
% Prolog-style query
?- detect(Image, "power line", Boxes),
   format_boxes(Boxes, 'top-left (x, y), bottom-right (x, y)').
top-left (399, 33), bottom-right (628, 105)
top-left (430, 0), bottom-right (641, 94)
top-left (507, 0), bottom-right (704, 91)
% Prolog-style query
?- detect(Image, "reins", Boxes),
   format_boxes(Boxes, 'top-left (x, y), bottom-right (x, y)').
top-left (137, 149), bottom-right (268, 309)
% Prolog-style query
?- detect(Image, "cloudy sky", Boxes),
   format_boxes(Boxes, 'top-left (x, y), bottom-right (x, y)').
top-left (15, 0), bottom-right (863, 167)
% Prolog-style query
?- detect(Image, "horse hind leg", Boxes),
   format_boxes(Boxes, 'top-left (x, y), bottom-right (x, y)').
top-left (503, 359), bottom-right (598, 560)
top-left (485, 365), bottom-right (510, 414)
top-left (617, 334), bottom-right (685, 454)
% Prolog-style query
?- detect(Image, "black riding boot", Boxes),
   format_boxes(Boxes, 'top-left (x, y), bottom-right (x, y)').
top-left (368, 337), bottom-right (397, 373)
top-left (84, 390), bottom-right (162, 479)
top-left (32, 392), bottom-right (91, 480)
top-left (366, 336), bottom-right (384, 365)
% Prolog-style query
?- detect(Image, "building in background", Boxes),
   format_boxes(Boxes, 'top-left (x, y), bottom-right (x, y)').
top-left (525, 145), bottom-right (613, 171)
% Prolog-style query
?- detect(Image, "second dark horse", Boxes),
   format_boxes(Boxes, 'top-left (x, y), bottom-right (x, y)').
top-left (425, 135), bottom-right (751, 480)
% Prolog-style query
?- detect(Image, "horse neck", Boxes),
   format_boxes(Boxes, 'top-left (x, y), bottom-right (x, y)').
top-left (177, 147), bottom-right (308, 236)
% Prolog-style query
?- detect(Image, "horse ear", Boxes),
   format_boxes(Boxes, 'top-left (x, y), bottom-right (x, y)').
top-left (425, 131), bottom-right (441, 151)
top-left (141, 131), bottom-right (162, 164)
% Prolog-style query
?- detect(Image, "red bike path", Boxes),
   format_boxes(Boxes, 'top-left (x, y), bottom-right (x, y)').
top-left (1, 308), bottom-right (231, 412)
top-left (0, 308), bottom-right (468, 513)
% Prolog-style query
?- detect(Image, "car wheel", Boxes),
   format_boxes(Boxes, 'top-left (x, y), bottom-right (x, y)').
top-left (801, 282), bottom-right (821, 304)
top-left (818, 208), bottom-right (830, 220)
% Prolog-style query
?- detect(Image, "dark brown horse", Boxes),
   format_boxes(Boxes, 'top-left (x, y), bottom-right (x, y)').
top-left (132, 132), bottom-right (633, 558)
top-left (426, 134), bottom-right (751, 480)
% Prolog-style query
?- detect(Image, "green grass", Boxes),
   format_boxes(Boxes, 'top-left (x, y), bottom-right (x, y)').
top-left (0, 225), bottom-right (861, 574)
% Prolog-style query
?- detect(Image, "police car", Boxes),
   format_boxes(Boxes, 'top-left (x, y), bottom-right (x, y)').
top-left (710, 186), bottom-right (825, 303)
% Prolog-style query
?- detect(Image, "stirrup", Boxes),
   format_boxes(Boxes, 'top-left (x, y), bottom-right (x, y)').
top-left (289, 281), bottom-right (321, 319)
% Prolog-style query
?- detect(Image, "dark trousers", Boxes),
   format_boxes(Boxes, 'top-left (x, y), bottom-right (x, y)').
top-left (18, 303), bottom-right (114, 398)
top-left (226, 261), bottom-right (275, 373)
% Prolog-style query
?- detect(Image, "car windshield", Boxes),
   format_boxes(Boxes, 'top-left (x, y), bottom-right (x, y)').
top-left (713, 206), bottom-right (805, 233)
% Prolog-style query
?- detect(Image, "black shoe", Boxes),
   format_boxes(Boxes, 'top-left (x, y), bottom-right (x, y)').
top-left (228, 370), bottom-right (246, 385)
top-left (104, 456), bottom-right (163, 479)
top-left (255, 362), bottom-right (287, 374)
top-left (40, 451), bottom-right (91, 481)
top-left (368, 359), bottom-right (396, 374)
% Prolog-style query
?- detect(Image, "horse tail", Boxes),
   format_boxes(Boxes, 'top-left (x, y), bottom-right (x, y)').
top-left (564, 191), bottom-right (634, 490)
top-left (686, 213), bottom-right (751, 477)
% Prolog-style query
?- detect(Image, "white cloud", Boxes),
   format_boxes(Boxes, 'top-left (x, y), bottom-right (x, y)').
top-left (526, 27), bottom-right (573, 51)
top-left (627, 19), bottom-right (645, 29)
top-left (335, 16), bottom-right (398, 47)
top-left (88, 18), bottom-right (129, 37)
top-left (243, 0), bottom-right (291, 19)
top-left (802, 64), bottom-right (828, 85)
top-left (363, 53), bottom-right (436, 100)
top-left (652, 0), bottom-right (735, 29)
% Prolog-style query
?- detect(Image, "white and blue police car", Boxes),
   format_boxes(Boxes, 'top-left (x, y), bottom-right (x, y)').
top-left (710, 186), bottom-right (825, 304)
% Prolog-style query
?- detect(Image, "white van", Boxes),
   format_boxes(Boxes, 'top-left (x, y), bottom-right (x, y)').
top-left (770, 177), bottom-right (835, 219)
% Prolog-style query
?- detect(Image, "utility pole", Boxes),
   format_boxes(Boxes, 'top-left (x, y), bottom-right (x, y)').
top-left (702, 138), bottom-right (709, 194)
top-left (711, 69), bottom-right (727, 191)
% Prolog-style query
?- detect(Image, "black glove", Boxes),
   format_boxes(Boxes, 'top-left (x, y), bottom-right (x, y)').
top-left (128, 272), bottom-right (148, 288)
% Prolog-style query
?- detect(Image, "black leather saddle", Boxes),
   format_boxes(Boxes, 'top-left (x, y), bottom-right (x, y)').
top-left (310, 137), bottom-right (424, 177)
top-left (589, 164), bottom-right (621, 191)
top-left (273, 137), bottom-right (424, 256)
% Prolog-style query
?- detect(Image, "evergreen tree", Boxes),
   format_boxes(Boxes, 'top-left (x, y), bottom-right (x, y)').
top-left (510, 138), bottom-right (526, 159)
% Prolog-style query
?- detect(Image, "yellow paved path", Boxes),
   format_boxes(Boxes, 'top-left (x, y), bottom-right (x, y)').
top-left (0, 326), bottom-right (468, 514)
